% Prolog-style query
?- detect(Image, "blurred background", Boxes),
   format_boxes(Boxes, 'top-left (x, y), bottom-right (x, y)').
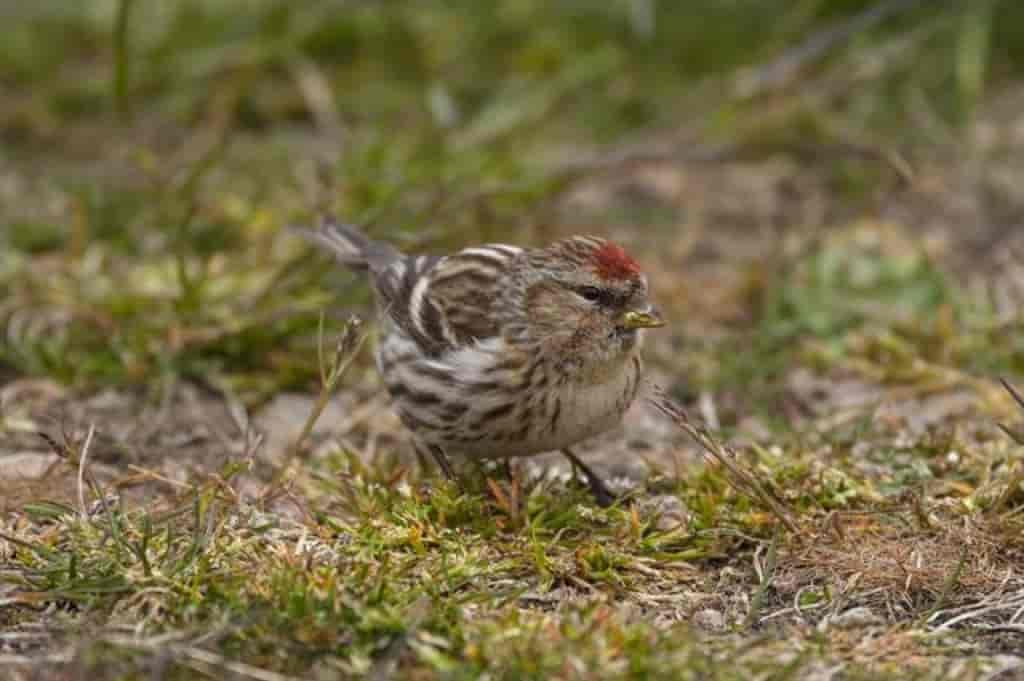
top-left (8, 5), bottom-right (1024, 675)
top-left (2, 0), bottom-right (1024, 423)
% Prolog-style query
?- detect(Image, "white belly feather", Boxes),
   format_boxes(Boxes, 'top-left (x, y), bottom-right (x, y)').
top-left (378, 331), bottom-right (639, 459)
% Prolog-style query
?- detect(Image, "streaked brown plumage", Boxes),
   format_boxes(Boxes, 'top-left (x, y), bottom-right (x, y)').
top-left (297, 218), bottom-right (664, 504)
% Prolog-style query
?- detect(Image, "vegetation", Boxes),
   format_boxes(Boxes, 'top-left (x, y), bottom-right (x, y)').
top-left (3, 1), bottom-right (1024, 679)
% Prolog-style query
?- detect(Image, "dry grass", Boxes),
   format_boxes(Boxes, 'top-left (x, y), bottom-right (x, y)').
top-left (779, 511), bottom-right (1023, 614)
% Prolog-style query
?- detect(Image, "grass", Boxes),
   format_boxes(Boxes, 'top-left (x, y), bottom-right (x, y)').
top-left (5, 1), bottom-right (1024, 679)
top-left (4, 432), bottom-right (1021, 679)
top-left (4, 399), bottom-right (1024, 678)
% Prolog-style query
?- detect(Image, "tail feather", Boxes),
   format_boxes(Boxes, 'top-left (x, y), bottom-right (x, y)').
top-left (292, 217), bottom-right (401, 273)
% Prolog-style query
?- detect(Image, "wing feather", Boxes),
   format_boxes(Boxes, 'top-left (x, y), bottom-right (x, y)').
top-left (373, 244), bottom-right (523, 356)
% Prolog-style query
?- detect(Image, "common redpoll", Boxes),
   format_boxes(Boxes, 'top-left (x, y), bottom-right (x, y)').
top-left (298, 218), bottom-right (664, 505)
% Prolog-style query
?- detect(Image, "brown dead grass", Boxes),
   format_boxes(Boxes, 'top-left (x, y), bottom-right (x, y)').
top-left (779, 509), bottom-right (1024, 617)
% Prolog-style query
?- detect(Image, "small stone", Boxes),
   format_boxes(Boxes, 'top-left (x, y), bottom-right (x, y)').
top-left (0, 451), bottom-right (61, 479)
top-left (824, 606), bottom-right (883, 630)
top-left (641, 494), bottom-right (690, 531)
top-left (253, 393), bottom-right (354, 462)
top-left (692, 608), bottom-right (726, 631)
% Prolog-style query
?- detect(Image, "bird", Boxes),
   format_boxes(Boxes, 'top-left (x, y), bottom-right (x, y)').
top-left (296, 217), bottom-right (664, 505)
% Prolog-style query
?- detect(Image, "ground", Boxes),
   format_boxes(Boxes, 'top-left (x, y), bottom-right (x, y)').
top-left (4, 2), bottom-right (1024, 680)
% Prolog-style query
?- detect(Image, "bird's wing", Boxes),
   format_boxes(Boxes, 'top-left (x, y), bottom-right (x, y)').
top-left (374, 244), bottom-right (524, 356)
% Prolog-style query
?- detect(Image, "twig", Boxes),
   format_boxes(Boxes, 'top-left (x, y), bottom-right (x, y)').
top-left (1001, 377), bottom-right (1024, 412)
top-left (998, 377), bottom-right (1024, 444)
top-left (977, 624), bottom-right (1024, 635)
top-left (77, 424), bottom-right (96, 520)
top-left (647, 385), bottom-right (799, 534)
top-left (744, 529), bottom-right (781, 629)
top-left (37, 427), bottom-right (108, 520)
top-left (991, 378), bottom-right (1024, 514)
top-left (264, 314), bottom-right (366, 496)
top-left (930, 587), bottom-right (1024, 630)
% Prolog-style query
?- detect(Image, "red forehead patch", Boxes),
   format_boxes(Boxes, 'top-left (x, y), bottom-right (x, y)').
top-left (592, 241), bottom-right (641, 281)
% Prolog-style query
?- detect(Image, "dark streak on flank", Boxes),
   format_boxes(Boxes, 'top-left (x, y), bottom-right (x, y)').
top-left (398, 407), bottom-right (435, 432)
top-left (511, 422), bottom-right (531, 442)
top-left (455, 432), bottom-right (488, 443)
top-left (468, 380), bottom-right (500, 395)
top-left (479, 401), bottom-right (516, 422)
top-left (548, 395), bottom-right (562, 434)
top-left (441, 402), bottom-right (470, 422)
top-left (532, 370), bottom-right (548, 392)
top-left (406, 390), bottom-right (442, 407)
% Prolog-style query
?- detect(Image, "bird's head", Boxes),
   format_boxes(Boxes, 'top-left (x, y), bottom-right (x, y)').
top-left (504, 236), bottom-right (663, 372)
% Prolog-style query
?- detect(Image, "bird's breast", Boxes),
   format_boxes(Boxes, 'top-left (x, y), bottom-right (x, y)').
top-left (458, 351), bottom-right (643, 458)
top-left (543, 353), bottom-right (642, 447)
top-left (378, 329), bottom-right (643, 459)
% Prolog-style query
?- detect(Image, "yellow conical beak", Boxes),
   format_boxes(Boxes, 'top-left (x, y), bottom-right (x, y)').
top-left (621, 308), bottom-right (665, 330)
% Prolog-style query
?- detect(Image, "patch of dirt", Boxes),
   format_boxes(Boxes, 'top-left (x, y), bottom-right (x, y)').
top-left (0, 378), bottom-right (259, 509)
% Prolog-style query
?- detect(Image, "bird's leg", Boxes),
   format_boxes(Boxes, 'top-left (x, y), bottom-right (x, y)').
top-left (414, 440), bottom-right (459, 484)
top-left (561, 448), bottom-right (616, 508)
top-left (428, 444), bottom-right (457, 482)
top-left (567, 457), bottom-right (581, 483)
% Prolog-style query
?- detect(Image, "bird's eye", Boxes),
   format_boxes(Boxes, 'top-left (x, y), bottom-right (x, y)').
top-left (578, 286), bottom-right (605, 303)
